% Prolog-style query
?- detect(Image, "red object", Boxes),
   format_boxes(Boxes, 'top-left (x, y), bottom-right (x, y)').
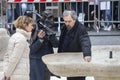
top-left (7, 0), bottom-right (94, 2)
top-left (14, 0), bottom-right (21, 2)
top-left (28, 0), bottom-right (34, 2)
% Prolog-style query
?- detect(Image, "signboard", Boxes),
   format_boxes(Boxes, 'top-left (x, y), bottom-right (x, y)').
top-left (100, 1), bottom-right (110, 10)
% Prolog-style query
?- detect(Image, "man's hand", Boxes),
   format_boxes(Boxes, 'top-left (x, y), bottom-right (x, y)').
top-left (38, 30), bottom-right (46, 39)
top-left (84, 56), bottom-right (91, 62)
top-left (5, 76), bottom-right (10, 80)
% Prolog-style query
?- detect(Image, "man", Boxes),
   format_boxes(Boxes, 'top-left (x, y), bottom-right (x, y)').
top-left (58, 10), bottom-right (91, 80)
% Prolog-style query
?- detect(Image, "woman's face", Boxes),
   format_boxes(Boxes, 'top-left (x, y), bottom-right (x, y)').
top-left (25, 23), bottom-right (34, 32)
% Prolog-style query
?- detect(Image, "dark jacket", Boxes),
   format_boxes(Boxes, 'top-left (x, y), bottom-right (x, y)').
top-left (29, 27), bottom-right (59, 80)
top-left (30, 39), bottom-right (52, 59)
top-left (29, 25), bottom-right (59, 59)
top-left (58, 20), bottom-right (91, 57)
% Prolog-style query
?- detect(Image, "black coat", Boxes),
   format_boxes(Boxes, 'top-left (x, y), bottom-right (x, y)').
top-left (29, 27), bottom-right (59, 80)
top-left (29, 26), bottom-right (58, 59)
top-left (58, 21), bottom-right (91, 57)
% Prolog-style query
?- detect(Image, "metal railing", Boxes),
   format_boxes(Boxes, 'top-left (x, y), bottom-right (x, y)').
top-left (4, 0), bottom-right (120, 33)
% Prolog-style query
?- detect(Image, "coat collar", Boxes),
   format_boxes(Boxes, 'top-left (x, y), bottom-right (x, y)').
top-left (66, 20), bottom-right (79, 34)
top-left (16, 29), bottom-right (31, 40)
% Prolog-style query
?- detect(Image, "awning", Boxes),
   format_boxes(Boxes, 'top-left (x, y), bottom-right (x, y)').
top-left (7, 0), bottom-right (94, 3)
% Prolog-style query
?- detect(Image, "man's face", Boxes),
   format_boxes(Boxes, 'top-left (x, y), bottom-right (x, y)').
top-left (63, 15), bottom-right (76, 29)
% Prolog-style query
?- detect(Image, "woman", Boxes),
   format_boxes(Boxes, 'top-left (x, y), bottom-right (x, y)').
top-left (4, 16), bottom-right (34, 80)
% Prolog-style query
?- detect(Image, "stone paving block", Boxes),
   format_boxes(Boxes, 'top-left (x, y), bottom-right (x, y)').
top-left (0, 72), bottom-right (4, 80)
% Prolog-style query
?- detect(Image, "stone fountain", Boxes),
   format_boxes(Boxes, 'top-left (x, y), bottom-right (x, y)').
top-left (0, 28), bottom-right (10, 60)
top-left (42, 45), bottom-right (120, 80)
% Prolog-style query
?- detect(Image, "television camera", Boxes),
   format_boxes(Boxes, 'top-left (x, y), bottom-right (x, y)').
top-left (25, 10), bottom-right (56, 40)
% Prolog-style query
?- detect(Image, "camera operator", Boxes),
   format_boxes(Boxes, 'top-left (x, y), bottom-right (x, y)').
top-left (29, 10), bottom-right (59, 80)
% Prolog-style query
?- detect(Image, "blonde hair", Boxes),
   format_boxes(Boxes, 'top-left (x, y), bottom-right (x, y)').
top-left (13, 16), bottom-right (34, 30)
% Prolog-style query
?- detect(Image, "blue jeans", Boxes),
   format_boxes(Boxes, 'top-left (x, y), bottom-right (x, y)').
top-left (21, 3), bottom-right (27, 15)
top-left (27, 3), bottom-right (33, 11)
top-left (7, 9), bottom-right (14, 24)
top-left (21, 3), bottom-right (33, 15)
top-left (104, 10), bottom-right (112, 26)
top-left (7, 9), bottom-right (14, 30)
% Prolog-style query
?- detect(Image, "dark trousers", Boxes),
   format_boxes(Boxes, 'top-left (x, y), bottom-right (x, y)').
top-left (30, 58), bottom-right (50, 80)
top-left (67, 77), bottom-right (85, 80)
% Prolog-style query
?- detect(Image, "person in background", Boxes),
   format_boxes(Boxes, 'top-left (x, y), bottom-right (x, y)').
top-left (100, 1), bottom-right (112, 31)
top-left (58, 10), bottom-right (91, 80)
top-left (117, 0), bottom-right (120, 30)
top-left (6, 3), bottom-right (16, 34)
top-left (21, 3), bottom-right (33, 15)
top-left (4, 16), bottom-right (34, 80)
top-left (71, 2), bottom-right (89, 30)
top-left (29, 10), bottom-right (58, 80)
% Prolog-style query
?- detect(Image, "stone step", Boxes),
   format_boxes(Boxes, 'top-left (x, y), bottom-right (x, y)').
top-left (88, 30), bottom-right (120, 36)
top-left (88, 31), bottom-right (120, 45)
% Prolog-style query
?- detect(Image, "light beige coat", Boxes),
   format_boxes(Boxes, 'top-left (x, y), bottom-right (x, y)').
top-left (4, 29), bottom-right (31, 80)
